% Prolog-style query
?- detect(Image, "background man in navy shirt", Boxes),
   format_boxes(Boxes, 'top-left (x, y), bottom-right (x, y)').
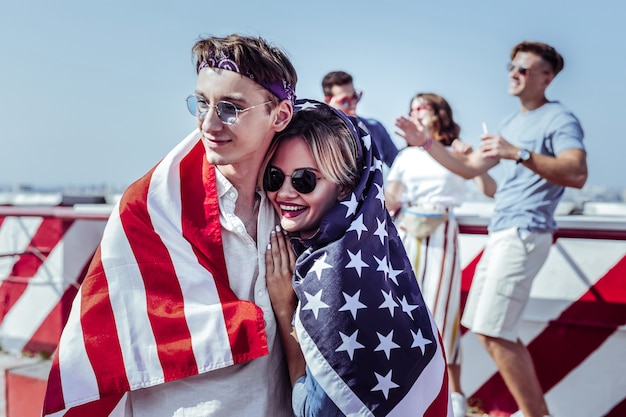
top-left (322, 70), bottom-right (398, 167)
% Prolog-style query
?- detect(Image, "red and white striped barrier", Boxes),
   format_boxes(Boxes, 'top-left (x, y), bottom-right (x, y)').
top-left (0, 205), bottom-right (625, 417)
top-left (458, 215), bottom-right (626, 417)
top-left (0, 206), bottom-right (108, 354)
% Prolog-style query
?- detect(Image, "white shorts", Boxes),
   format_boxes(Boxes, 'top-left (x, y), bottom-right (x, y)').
top-left (461, 227), bottom-right (552, 342)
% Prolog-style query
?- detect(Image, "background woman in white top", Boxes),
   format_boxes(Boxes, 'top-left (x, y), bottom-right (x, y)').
top-left (385, 92), bottom-right (495, 417)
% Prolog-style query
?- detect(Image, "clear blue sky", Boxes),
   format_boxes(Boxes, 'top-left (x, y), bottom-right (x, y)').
top-left (1, 0), bottom-right (623, 190)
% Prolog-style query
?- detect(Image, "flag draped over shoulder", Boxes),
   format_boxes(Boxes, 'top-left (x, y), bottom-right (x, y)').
top-left (291, 101), bottom-right (451, 416)
top-left (42, 130), bottom-right (269, 416)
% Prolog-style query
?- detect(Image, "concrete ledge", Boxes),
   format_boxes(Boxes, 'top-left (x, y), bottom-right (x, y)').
top-left (1, 354), bottom-right (49, 417)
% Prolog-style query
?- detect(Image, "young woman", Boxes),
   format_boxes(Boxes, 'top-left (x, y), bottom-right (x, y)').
top-left (385, 92), bottom-right (496, 417)
top-left (262, 99), bottom-right (451, 417)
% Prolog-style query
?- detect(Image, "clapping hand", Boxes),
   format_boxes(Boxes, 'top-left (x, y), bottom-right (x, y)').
top-left (395, 115), bottom-right (429, 147)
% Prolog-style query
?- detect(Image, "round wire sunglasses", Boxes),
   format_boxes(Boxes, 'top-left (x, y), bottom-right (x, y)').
top-left (186, 94), bottom-right (271, 125)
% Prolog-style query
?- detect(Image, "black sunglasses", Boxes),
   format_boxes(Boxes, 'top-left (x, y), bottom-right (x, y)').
top-left (263, 166), bottom-right (324, 194)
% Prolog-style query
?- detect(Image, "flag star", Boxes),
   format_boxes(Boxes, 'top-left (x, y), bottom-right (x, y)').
top-left (298, 101), bottom-right (318, 110)
top-left (341, 193), bottom-right (358, 218)
top-left (399, 296), bottom-right (419, 317)
top-left (347, 214), bottom-right (368, 239)
top-left (373, 218), bottom-right (388, 245)
top-left (374, 330), bottom-right (400, 359)
top-left (411, 328), bottom-right (433, 355)
top-left (339, 290), bottom-right (367, 319)
top-left (388, 264), bottom-right (402, 286)
top-left (374, 255), bottom-right (390, 277)
top-left (372, 158), bottom-right (383, 173)
top-left (302, 290), bottom-right (329, 319)
top-left (358, 125), bottom-right (372, 150)
top-left (374, 183), bottom-right (385, 209)
top-left (371, 370), bottom-right (399, 400)
top-left (345, 249), bottom-right (369, 277)
top-left (309, 252), bottom-right (332, 280)
top-left (378, 290), bottom-right (398, 317)
top-left (335, 329), bottom-right (365, 360)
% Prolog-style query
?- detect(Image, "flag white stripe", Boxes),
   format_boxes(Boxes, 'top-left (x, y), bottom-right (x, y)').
top-left (147, 131), bottom-right (234, 370)
top-left (101, 207), bottom-right (165, 388)
top-left (58, 286), bottom-right (101, 408)
top-left (388, 317), bottom-right (451, 417)
top-left (298, 311), bottom-right (449, 417)
top-left (295, 310), bottom-right (372, 417)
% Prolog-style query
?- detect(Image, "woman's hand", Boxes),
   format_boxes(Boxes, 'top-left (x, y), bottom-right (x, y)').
top-left (394, 115), bottom-right (429, 147)
top-left (451, 138), bottom-right (473, 154)
top-left (265, 226), bottom-right (297, 317)
top-left (265, 226), bottom-right (306, 386)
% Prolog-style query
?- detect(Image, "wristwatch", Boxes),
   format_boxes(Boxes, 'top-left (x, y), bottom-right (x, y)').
top-left (516, 148), bottom-right (531, 164)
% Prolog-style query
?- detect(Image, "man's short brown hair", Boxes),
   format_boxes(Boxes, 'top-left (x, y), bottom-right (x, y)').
top-left (511, 41), bottom-right (564, 75)
top-left (321, 71), bottom-right (353, 96)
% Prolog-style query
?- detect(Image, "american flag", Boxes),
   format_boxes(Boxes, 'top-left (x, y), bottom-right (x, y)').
top-left (42, 130), bottom-right (269, 416)
top-left (290, 101), bottom-right (451, 416)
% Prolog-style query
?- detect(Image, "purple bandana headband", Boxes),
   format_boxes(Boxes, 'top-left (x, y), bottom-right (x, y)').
top-left (199, 51), bottom-right (296, 105)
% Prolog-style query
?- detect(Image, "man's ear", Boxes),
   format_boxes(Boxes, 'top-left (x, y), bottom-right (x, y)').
top-left (273, 100), bottom-right (294, 132)
top-left (324, 95), bottom-right (332, 104)
top-left (543, 72), bottom-right (555, 88)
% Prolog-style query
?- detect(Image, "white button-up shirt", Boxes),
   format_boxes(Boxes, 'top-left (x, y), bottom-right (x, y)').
top-left (126, 168), bottom-right (292, 417)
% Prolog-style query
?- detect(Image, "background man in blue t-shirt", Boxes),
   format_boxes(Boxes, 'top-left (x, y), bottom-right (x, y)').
top-left (394, 41), bottom-right (588, 417)
top-left (322, 70), bottom-right (398, 167)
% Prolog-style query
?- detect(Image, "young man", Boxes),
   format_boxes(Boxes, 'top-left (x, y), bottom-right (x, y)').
top-left (322, 71), bottom-right (398, 167)
top-left (42, 34), bottom-right (297, 417)
top-left (395, 41), bottom-right (587, 417)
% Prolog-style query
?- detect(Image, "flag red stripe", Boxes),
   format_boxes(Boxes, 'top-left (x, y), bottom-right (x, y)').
top-left (80, 247), bottom-right (131, 396)
top-left (119, 169), bottom-right (198, 381)
top-left (423, 374), bottom-right (450, 417)
top-left (63, 392), bottom-right (125, 417)
top-left (424, 333), bottom-right (451, 417)
top-left (179, 142), bottom-right (230, 296)
top-left (42, 353), bottom-right (65, 414)
top-left (470, 255), bottom-right (626, 414)
top-left (179, 143), bottom-right (268, 361)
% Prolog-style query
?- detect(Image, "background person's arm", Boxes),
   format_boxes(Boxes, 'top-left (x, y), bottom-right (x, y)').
top-left (480, 134), bottom-right (588, 189)
top-left (395, 116), bottom-right (499, 179)
top-left (451, 138), bottom-right (497, 197)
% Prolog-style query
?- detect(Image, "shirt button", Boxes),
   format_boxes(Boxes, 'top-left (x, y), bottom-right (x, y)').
top-left (257, 290), bottom-right (264, 297)
top-left (229, 191), bottom-right (236, 199)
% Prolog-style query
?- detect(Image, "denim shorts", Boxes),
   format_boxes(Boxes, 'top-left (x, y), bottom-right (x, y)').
top-left (292, 370), bottom-right (343, 417)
